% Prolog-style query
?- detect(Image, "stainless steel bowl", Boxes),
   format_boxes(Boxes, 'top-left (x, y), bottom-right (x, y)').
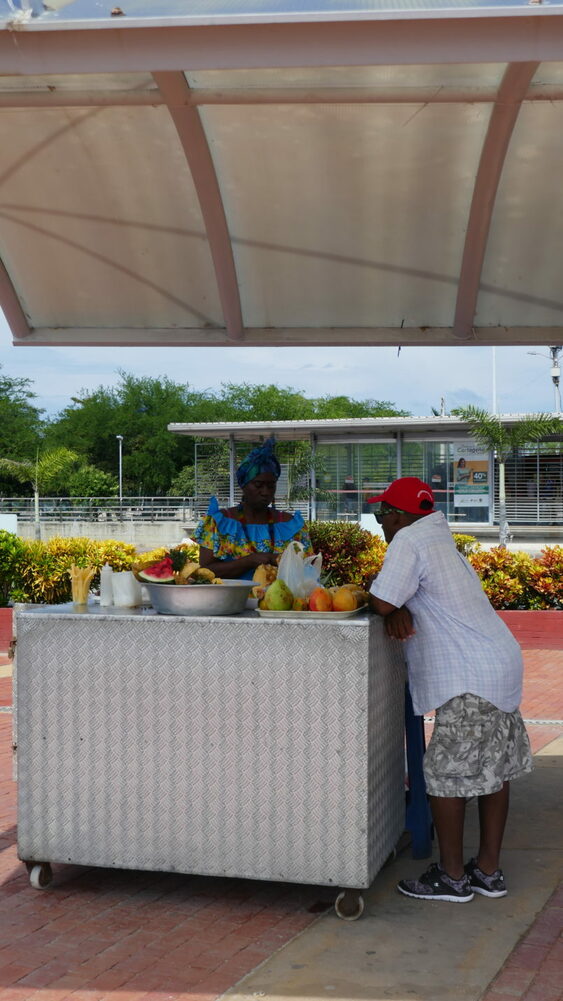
top-left (144, 580), bottom-right (254, 616)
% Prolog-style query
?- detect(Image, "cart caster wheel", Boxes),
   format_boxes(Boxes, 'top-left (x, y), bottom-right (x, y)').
top-left (334, 889), bottom-right (364, 921)
top-left (29, 863), bottom-right (52, 889)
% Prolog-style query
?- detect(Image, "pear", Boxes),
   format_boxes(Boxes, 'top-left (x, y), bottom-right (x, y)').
top-left (263, 578), bottom-right (294, 610)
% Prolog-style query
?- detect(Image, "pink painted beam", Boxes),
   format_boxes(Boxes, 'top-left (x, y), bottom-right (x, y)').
top-left (453, 62), bottom-right (539, 341)
top-left (0, 256), bottom-right (32, 339)
top-left (153, 71), bottom-right (243, 342)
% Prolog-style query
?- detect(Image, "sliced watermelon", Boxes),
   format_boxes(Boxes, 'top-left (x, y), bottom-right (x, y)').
top-left (138, 558), bottom-right (175, 583)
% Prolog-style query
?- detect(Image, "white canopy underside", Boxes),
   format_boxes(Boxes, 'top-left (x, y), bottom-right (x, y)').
top-left (2, 3), bottom-right (563, 348)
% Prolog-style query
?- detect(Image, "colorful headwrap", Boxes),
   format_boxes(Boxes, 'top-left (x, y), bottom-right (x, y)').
top-left (236, 436), bottom-right (281, 489)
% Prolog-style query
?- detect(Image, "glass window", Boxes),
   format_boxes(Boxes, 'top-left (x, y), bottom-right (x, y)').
top-left (316, 442), bottom-right (397, 521)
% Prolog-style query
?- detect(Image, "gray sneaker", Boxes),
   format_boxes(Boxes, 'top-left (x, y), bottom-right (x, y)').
top-left (398, 863), bottom-right (474, 903)
top-left (465, 858), bottom-right (507, 898)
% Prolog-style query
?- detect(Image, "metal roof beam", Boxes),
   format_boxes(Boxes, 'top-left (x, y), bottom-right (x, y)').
top-left (0, 256), bottom-right (31, 339)
top-left (4, 83), bottom-right (563, 109)
top-left (10, 326), bottom-right (563, 348)
top-left (152, 71), bottom-right (243, 342)
top-left (2, 17), bottom-right (563, 75)
top-left (453, 62), bottom-right (539, 341)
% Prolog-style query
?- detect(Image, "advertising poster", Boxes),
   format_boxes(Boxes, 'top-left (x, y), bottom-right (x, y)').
top-left (452, 440), bottom-right (490, 509)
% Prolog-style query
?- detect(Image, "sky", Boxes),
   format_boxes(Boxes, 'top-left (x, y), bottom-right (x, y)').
top-left (1, 311), bottom-right (560, 420)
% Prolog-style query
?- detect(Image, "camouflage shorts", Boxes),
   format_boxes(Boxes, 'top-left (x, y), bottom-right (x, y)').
top-left (423, 693), bottom-right (533, 798)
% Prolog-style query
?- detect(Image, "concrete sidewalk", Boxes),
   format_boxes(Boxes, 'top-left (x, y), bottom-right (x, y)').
top-left (0, 647), bottom-right (562, 1001)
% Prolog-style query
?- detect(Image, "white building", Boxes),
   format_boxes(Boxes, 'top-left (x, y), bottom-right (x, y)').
top-left (169, 416), bottom-right (563, 531)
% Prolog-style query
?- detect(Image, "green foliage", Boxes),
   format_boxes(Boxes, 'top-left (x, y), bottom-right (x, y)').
top-left (468, 546), bottom-right (563, 610)
top-left (4, 525), bottom-right (562, 611)
top-left (0, 368), bottom-right (45, 494)
top-left (455, 406), bottom-right (563, 463)
top-left (12, 537), bottom-right (137, 605)
top-left (44, 374), bottom-right (204, 495)
top-left (452, 533), bottom-right (479, 557)
top-left (0, 447), bottom-right (80, 494)
top-left (67, 465), bottom-right (118, 497)
top-left (304, 523), bottom-right (561, 610)
top-left (0, 530), bottom-right (27, 607)
top-left (286, 444), bottom-right (334, 505)
top-left (168, 464), bottom-right (196, 496)
top-left (307, 521), bottom-right (387, 589)
top-left (43, 372), bottom-right (409, 495)
top-left (217, 383), bottom-right (316, 421)
top-left (311, 395), bottom-right (409, 419)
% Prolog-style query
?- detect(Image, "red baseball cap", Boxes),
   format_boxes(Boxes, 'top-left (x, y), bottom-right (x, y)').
top-left (367, 477), bottom-right (435, 515)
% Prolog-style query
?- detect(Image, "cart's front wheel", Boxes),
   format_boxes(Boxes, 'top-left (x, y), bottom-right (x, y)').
top-left (29, 863), bottom-right (52, 889)
top-left (334, 889), bottom-right (364, 921)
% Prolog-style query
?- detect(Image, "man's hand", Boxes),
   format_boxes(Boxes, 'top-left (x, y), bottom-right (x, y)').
top-left (384, 606), bottom-right (415, 641)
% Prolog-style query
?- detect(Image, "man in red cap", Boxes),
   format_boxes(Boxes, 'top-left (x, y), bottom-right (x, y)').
top-left (368, 477), bottom-right (532, 903)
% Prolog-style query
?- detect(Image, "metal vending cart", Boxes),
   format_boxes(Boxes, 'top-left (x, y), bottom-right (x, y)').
top-left (14, 605), bottom-right (406, 919)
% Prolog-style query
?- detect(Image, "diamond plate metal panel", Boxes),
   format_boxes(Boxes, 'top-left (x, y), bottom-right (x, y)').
top-left (16, 610), bottom-right (405, 889)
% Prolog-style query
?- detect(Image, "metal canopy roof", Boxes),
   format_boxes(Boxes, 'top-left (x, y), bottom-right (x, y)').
top-left (2, 1), bottom-right (563, 350)
top-left (168, 414), bottom-right (547, 441)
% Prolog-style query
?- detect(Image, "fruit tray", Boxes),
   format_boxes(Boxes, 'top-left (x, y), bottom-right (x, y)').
top-left (256, 606), bottom-right (367, 620)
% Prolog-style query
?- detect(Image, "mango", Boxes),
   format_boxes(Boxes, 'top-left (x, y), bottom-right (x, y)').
top-left (308, 586), bottom-right (333, 612)
top-left (332, 587), bottom-right (358, 612)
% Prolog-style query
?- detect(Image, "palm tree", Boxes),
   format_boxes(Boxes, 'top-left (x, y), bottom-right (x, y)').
top-left (456, 407), bottom-right (562, 547)
top-left (0, 447), bottom-right (79, 539)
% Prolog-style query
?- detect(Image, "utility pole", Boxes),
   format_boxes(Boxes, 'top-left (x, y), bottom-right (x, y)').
top-left (548, 346), bottom-right (561, 415)
top-left (527, 346), bottom-right (562, 415)
top-left (116, 435), bottom-right (123, 517)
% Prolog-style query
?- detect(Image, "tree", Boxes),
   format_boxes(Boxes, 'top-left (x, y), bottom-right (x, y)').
top-left (456, 407), bottom-right (562, 547)
top-left (285, 443), bottom-right (334, 508)
top-left (311, 395), bottom-right (409, 419)
top-left (46, 373), bottom-right (410, 495)
top-left (0, 447), bottom-right (80, 539)
top-left (45, 373), bottom-right (210, 495)
top-left (67, 465), bottom-right (118, 498)
top-left (0, 368), bottom-right (45, 493)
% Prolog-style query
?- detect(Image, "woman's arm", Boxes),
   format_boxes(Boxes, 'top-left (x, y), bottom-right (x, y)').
top-left (198, 546), bottom-right (278, 580)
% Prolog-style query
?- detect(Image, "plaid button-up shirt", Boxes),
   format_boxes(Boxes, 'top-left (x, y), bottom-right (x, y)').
top-left (370, 512), bottom-right (523, 716)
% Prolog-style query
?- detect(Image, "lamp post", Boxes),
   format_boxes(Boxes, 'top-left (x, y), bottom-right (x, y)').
top-left (527, 347), bottom-right (562, 415)
top-left (116, 435), bottom-right (123, 517)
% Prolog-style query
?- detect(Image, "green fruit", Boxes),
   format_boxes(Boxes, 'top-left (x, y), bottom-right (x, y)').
top-left (263, 578), bottom-right (293, 610)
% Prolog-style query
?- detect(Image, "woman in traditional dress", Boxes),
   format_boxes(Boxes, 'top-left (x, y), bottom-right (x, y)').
top-left (194, 438), bottom-right (313, 580)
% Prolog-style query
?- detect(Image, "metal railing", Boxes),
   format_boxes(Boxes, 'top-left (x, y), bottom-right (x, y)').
top-left (0, 496), bottom-right (196, 523)
top-left (0, 494), bottom-right (560, 526)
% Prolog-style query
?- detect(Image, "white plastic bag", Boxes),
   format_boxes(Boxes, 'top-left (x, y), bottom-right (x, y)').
top-left (277, 542), bottom-right (323, 599)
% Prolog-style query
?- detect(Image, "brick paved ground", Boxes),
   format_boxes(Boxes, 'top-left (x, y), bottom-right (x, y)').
top-left (1, 647), bottom-right (562, 1001)
top-left (0, 661), bottom-right (331, 1001)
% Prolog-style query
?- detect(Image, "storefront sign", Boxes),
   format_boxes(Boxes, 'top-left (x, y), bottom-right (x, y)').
top-left (452, 440), bottom-right (490, 509)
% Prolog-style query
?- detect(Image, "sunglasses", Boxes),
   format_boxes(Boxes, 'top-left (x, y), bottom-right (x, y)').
top-left (374, 502), bottom-right (408, 524)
